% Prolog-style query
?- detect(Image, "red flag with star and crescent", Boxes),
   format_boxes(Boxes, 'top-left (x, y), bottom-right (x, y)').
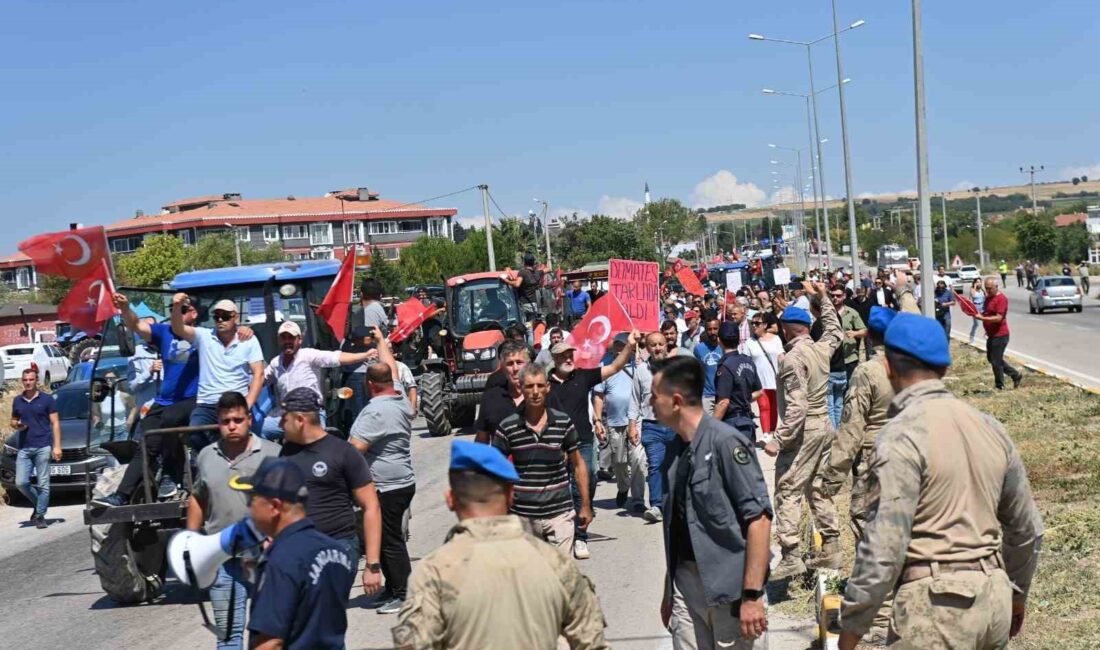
top-left (18, 226), bottom-right (111, 280)
top-left (389, 297), bottom-right (440, 345)
top-left (317, 244), bottom-right (357, 341)
top-left (59, 260), bottom-right (117, 335)
top-left (672, 259), bottom-right (707, 296)
top-left (565, 293), bottom-right (635, 369)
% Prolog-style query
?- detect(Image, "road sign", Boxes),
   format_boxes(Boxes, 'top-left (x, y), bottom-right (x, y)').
top-left (952, 255), bottom-right (963, 268)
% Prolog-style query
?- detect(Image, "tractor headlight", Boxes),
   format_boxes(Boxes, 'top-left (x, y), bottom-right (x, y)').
top-left (463, 351), bottom-right (477, 361)
top-left (480, 348), bottom-right (497, 361)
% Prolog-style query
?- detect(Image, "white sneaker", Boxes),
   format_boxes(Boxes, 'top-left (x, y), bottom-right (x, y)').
top-left (642, 506), bottom-right (663, 523)
top-left (573, 539), bottom-right (590, 560)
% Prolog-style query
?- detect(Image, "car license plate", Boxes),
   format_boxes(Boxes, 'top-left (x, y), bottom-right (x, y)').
top-left (49, 465), bottom-right (71, 476)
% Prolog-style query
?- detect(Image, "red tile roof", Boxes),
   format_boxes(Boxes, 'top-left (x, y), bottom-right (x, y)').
top-left (0, 252), bottom-right (31, 269)
top-left (1055, 213), bottom-right (1087, 227)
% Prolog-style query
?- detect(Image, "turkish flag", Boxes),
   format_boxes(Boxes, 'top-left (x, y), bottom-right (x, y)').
top-left (59, 260), bottom-right (117, 335)
top-left (672, 259), bottom-right (706, 296)
top-left (565, 293), bottom-right (634, 369)
top-left (317, 244), bottom-right (356, 340)
top-left (389, 297), bottom-right (440, 345)
top-left (955, 294), bottom-right (979, 317)
top-left (18, 226), bottom-right (111, 280)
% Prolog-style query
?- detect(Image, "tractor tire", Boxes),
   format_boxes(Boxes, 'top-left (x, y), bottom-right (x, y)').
top-left (89, 467), bottom-right (167, 605)
top-left (70, 338), bottom-right (99, 365)
top-left (419, 372), bottom-right (452, 437)
top-left (451, 403), bottom-right (476, 428)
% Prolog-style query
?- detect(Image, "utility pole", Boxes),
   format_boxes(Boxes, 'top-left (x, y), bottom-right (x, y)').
top-left (831, 0), bottom-right (860, 279)
top-left (225, 222), bottom-right (242, 267)
top-left (1020, 165), bottom-right (1044, 214)
top-left (479, 184), bottom-right (496, 271)
top-left (534, 199), bottom-right (552, 272)
top-left (912, 0), bottom-right (934, 315)
top-left (975, 189), bottom-right (985, 269)
top-left (941, 194), bottom-right (949, 268)
top-left (807, 48), bottom-right (833, 268)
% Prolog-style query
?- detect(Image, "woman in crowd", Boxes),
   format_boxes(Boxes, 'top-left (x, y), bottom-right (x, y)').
top-left (746, 311), bottom-right (784, 446)
top-left (968, 278), bottom-right (986, 345)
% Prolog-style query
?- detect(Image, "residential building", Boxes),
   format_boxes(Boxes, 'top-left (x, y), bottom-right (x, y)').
top-left (0, 304), bottom-right (60, 345)
top-left (1088, 205), bottom-right (1100, 264)
top-left (1, 187), bottom-right (458, 290)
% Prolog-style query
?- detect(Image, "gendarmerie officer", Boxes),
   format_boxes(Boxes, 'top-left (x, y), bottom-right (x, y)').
top-left (653, 356), bottom-right (773, 649)
top-left (838, 313), bottom-right (1044, 650)
top-left (230, 457), bottom-right (356, 650)
top-left (393, 440), bottom-right (608, 650)
top-left (712, 321), bottom-right (762, 443)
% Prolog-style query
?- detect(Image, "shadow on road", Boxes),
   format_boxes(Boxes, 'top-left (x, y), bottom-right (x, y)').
top-left (89, 581), bottom-right (198, 610)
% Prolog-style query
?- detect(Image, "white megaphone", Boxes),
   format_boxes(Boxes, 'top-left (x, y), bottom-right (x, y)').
top-left (167, 518), bottom-right (265, 589)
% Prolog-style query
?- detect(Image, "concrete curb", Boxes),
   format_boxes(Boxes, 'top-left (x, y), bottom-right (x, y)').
top-left (948, 331), bottom-right (1100, 397)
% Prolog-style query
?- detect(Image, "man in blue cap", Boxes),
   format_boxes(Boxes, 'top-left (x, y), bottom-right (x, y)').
top-left (838, 313), bottom-right (1043, 650)
top-left (392, 441), bottom-right (609, 650)
top-left (767, 281), bottom-right (844, 578)
top-left (713, 320), bottom-right (763, 443)
top-left (231, 457), bottom-right (356, 650)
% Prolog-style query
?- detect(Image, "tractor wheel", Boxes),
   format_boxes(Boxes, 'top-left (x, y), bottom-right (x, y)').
top-left (70, 338), bottom-right (98, 365)
top-left (451, 403), bottom-right (477, 428)
top-left (419, 372), bottom-right (452, 437)
top-left (89, 468), bottom-right (167, 605)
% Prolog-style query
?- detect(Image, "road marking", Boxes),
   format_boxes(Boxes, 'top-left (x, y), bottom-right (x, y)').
top-left (950, 332), bottom-right (1100, 389)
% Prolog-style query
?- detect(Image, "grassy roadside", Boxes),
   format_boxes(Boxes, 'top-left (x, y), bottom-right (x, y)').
top-left (771, 342), bottom-right (1100, 649)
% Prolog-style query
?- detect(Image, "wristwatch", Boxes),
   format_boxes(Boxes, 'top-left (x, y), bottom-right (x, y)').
top-left (366, 562), bottom-right (382, 573)
top-left (742, 588), bottom-right (765, 601)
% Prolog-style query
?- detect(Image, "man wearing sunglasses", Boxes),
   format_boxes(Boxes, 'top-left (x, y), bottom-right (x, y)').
top-left (172, 293), bottom-right (265, 449)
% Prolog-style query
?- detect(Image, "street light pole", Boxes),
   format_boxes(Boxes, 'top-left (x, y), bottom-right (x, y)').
top-left (479, 184), bottom-right (496, 271)
top-left (830, 3), bottom-right (863, 279)
top-left (224, 222), bottom-right (242, 267)
top-left (975, 189), bottom-right (985, 268)
top-left (912, 0), bottom-right (934, 315)
top-left (534, 198), bottom-right (552, 272)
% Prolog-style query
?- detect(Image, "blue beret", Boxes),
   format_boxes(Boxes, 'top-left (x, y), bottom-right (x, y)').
top-left (868, 306), bottom-right (896, 334)
top-left (718, 321), bottom-right (740, 341)
top-left (884, 313), bottom-right (951, 367)
top-left (450, 440), bottom-right (519, 483)
top-left (780, 306), bottom-right (812, 325)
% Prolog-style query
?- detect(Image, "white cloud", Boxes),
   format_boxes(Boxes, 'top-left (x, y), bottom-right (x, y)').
top-left (690, 170), bottom-right (767, 209)
top-left (769, 185), bottom-right (798, 204)
top-left (596, 195), bottom-right (643, 220)
top-left (952, 180), bottom-right (975, 191)
top-left (550, 207), bottom-right (590, 223)
top-left (856, 192), bottom-right (878, 199)
top-left (1062, 163), bottom-right (1100, 180)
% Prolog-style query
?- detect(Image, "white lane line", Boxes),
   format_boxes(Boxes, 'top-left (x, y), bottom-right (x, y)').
top-left (950, 333), bottom-right (1100, 388)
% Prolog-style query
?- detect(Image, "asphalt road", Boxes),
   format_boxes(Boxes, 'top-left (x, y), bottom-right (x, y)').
top-left (0, 419), bottom-right (816, 650)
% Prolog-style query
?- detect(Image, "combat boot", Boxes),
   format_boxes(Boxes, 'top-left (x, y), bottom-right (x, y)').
top-left (770, 551), bottom-right (807, 580)
top-left (809, 539), bottom-right (845, 569)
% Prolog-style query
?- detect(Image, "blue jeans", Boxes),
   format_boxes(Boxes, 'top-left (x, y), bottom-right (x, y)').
top-left (827, 371), bottom-right (847, 430)
top-left (335, 536), bottom-right (362, 598)
top-left (189, 404), bottom-right (221, 450)
top-left (569, 440), bottom-right (596, 541)
top-left (209, 559), bottom-right (250, 650)
top-left (641, 421), bottom-right (677, 510)
top-left (260, 411), bottom-right (325, 443)
top-left (969, 318), bottom-right (982, 344)
top-left (15, 446), bottom-right (51, 517)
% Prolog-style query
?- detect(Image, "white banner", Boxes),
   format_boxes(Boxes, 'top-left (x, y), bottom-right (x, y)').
top-left (773, 267), bottom-right (791, 286)
top-left (726, 271), bottom-right (743, 293)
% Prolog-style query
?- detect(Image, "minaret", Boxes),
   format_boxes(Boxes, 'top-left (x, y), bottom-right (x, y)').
top-left (644, 181), bottom-right (651, 207)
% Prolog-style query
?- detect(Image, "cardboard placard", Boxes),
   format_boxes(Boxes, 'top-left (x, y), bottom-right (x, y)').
top-left (609, 259), bottom-right (660, 331)
top-left (726, 271), bottom-right (743, 293)
top-left (773, 267), bottom-right (791, 286)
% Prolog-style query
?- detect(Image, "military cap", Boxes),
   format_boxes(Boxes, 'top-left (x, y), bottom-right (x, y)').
top-left (884, 313), bottom-right (951, 367)
top-left (718, 321), bottom-right (740, 341)
top-left (780, 306), bottom-right (812, 325)
top-left (867, 306), bottom-right (896, 334)
top-left (450, 440), bottom-right (520, 483)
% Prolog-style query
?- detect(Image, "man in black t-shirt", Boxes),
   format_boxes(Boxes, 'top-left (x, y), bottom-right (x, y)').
top-left (278, 388), bottom-right (383, 597)
top-left (547, 332), bottom-right (638, 560)
top-left (503, 253), bottom-right (543, 315)
top-left (474, 341), bottom-right (530, 444)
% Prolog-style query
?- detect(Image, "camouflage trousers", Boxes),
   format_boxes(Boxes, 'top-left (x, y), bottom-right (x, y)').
top-left (889, 568), bottom-right (1012, 649)
top-left (774, 416), bottom-right (839, 551)
top-left (848, 444), bottom-right (876, 541)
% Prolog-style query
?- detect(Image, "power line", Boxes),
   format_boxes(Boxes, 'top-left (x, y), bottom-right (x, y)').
top-left (486, 189), bottom-right (514, 221)
top-left (378, 185), bottom-right (481, 212)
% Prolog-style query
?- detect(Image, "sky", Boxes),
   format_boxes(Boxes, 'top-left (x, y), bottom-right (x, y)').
top-left (2, 0), bottom-right (1098, 243)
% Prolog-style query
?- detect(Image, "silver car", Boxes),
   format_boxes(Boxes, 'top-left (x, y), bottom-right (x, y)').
top-left (1029, 275), bottom-right (1083, 313)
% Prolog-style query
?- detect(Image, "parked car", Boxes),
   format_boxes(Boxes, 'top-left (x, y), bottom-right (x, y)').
top-left (958, 265), bottom-right (982, 283)
top-left (945, 271), bottom-right (964, 293)
top-left (65, 356), bottom-right (132, 384)
top-left (0, 343), bottom-right (72, 387)
top-left (1029, 276), bottom-right (1083, 313)
top-left (1, 380), bottom-right (126, 494)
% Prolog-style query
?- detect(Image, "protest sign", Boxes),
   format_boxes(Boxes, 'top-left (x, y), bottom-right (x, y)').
top-left (726, 271), bottom-right (743, 293)
top-left (609, 259), bottom-right (660, 331)
top-left (773, 267), bottom-right (791, 286)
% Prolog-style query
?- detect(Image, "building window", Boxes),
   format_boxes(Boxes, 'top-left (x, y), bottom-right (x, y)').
top-left (282, 225), bottom-right (308, 239)
top-left (309, 223), bottom-right (333, 246)
top-left (398, 220), bottom-right (423, 233)
top-left (1090, 246), bottom-right (1100, 265)
top-left (15, 267), bottom-right (31, 290)
top-left (369, 221), bottom-right (396, 235)
top-left (310, 248), bottom-right (333, 260)
top-left (110, 235), bottom-right (144, 253)
top-left (180, 230), bottom-right (195, 246)
top-left (263, 225), bottom-right (280, 242)
top-left (381, 247), bottom-right (400, 261)
top-left (236, 227), bottom-right (251, 243)
top-left (428, 217), bottom-right (445, 237)
top-left (343, 222), bottom-right (364, 244)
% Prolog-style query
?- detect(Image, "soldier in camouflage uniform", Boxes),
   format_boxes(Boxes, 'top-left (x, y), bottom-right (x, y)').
top-left (838, 314), bottom-right (1044, 650)
top-left (817, 306), bottom-right (895, 541)
top-left (764, 281), bottom-right (844, 578)
top-left (393, 441), bottom-right (608, 650)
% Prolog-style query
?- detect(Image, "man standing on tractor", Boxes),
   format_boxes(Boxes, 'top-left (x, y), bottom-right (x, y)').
top-left (503, 252), bottom-right (543, 318)
top-left (352, 278), bottom-right (391, 335)
top-left (547, 331), bottom-right (639, 560)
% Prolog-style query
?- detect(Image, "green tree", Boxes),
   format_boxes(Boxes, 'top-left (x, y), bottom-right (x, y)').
top-left (493, 217), bottom-right (539, 268)
top-left (361, 249), bottom-right (406, 297)
top-left (115, 234), bottom-right (187, 287)
top-left (554, 214), bottom-right (656, 270)
top-left (1014, 212), bottom-right (1058, 262)
top-left (1056, 222), bottom-right (1090, 263)
top-left (189, 232), bottom-right (285, 271)
top-left (398, 237), bottom-right (467, 285)
top-left (634, 198), bottom-right (701, 259)
top-left (38, 274), bottom-right (75, 304)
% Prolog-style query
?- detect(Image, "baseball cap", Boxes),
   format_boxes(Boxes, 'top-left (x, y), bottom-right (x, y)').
top-left (449, 440), bottom-right (519, 483)
top-left (281, 386), bottom-right (322, 413)
top-left (612, 332), bottom-right (630, 345)
top-left (550, 342), bottom-right (576, 355)
top-left (684, 309), bottom-right (699, 319)
top-left (278, 321), bottom-right (302, 337)
top-left (212, 299), bottom-right (237, 314)
top-left (229, 457), bottom-right (309, 503)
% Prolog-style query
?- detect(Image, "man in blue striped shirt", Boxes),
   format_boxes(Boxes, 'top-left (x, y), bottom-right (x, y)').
top-left (492, 363), bottom-right (592, 555)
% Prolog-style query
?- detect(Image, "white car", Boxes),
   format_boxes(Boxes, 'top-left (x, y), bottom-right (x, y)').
top-left (958, 265), bottom-right (982, 282)
top-left (0, 343), bottom-right (71, 386)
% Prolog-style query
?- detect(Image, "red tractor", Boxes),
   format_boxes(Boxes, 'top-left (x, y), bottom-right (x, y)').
top-left (418, 272), bottom-right (524, 436)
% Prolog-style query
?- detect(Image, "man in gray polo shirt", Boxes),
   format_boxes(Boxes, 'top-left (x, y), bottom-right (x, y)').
top-left (186, 391), bottom-right (280, 650)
